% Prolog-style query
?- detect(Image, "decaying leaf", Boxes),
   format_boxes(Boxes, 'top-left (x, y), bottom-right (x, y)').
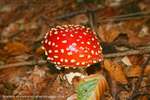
top-left (35, 46), bottom-right (45, 56)
top-left (77, 74), bottom-right (108, 100)
top-left (128, 55), bottom-right (144, 65)
top-left (126, 65), bottom-right (142, 77)
top-left (98, 24), bottom-right (120, 43)
top-left (70, 14), bottom-right (88, 25)
top-left (13, 66), bottom-right (49, 95)
top-left (4, 42), bottom-right (30, 56)
top-left (144, 65), bottom-right (150, 76)
top-left (104, 59), bottom-right (128, 84)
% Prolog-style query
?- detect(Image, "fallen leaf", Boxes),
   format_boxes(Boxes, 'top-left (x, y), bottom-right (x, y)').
top-left (4, 42), bottom-right (30, 56)
top-left (35, 46), bottom-right (45, 56)
top-left (128, 32), bottom-right (150, 46)
top-left (70, 14), bottom-right (88, 25)
top-left (13, 66), bottom-right (49, 95)
top-left (98, 24), bottom-right (120, 43)
top-left (0, 67), bottom-right (28, 84)
top-left (144, 65), bottom-right (150, 76)
top-left (121, 56), bottom-right (132, 66)
top-left (139, 96), bottom-right (149, 100)
top-left (104, 59), bottom-right (128, 84)
top-left (77, 74), bottom-right (108, 100)
top-left (128, 55), bottom-right (144, 65)
top-left (126, 65), bottom-right (142, 77)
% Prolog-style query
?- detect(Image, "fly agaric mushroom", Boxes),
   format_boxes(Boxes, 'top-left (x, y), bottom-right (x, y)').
top-left (42, 25), bottom-right (103, 68)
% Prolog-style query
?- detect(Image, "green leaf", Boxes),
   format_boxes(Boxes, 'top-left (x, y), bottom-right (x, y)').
top-left (77, 74), bottom-right (107, 100)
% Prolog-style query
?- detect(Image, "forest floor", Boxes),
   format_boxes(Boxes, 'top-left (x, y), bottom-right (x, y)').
top-left (0, 0), bottom-right (150, 100)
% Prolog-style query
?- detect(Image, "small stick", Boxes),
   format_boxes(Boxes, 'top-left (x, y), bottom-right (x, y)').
top-left (0, 60), bottom-right (46, 70)
top-left (0, 46), bottom-right (150, 70)
top-left (104, 46), bottom-right (150, 58)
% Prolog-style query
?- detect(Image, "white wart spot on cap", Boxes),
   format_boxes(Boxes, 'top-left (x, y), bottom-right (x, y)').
top-left (57, 37), bottom-right (60, 40)
top-left (76, 39), bottom-right (80, 41)
top-left (45, 39), bottom-right (48, 43)
top-left (81, 42), bottom-right (84, 44)
top-left (98, 50), bottom-right (101, 53)
top-left (62, 34), bottom-right (66, 36)
top-left (93, 45), bottom-right (96, 48)
top-left (81, 62), bottom-right (85, 65)
top-left (87, 41), bottom-right (90, 45)
top-left (79, 54), bottom-right (84, 58)
top-left (74, 31), bottom-right (78, 34)
top-left (76, 62), bottom-right (80, 65)
top-left (99, 59), bottom-right (102, 62)
top-left (60, 58), bottom-right (64, 62)
top-left (41, 46), bottom-right (45, 50)
top-left (55, 45), bottom-right (58, 47)
top-left (62, 40), bottom-right (67, 43)
top-left (83, 32), bottom-right (86, 35)
top-left (48, 50), bottom-right (52, 53)
top-left (93, 60), bottom-right (97, 63)
top-left (88, 55), bottom-right (91, 59)
top-left (48, 41), bottom-right (51, 45)
top-left (60, 49), bottom-right (65, 53)
top-left (54, 31), bottom-right (58, 34)
top-left (91, 50), bottom-right (94, 54)
top-left (80, 47), bottom-right (84, 50)
top-left (67, 52), bottom-right (73, 55)
top-left (54, 55), bottom-right (59, 58)
top-left (47, 57), bottom-right (51, 60)
top-left (57, 62), bottom-right (61, 65)
top-left (70, 34), bottom-right (74, 37)
top-left (95, 52), bottom-right (98, 55)
top-left (45, 51), bottom-right (48, 55)
top-left (84, 50), bottom-right (88, 53)
top-left (65, 59), bottom-right (68, 63)
top-left (54, 50), bottom-right (59, 53)
top-left (72, 43), bottom-right (77, 46)
top-left (92, 38), bottom-right (95, 41)
top-left (79, 36), bottom-right (82, 39)
top-left (52, 42), bottom-right (55, 46)
top-left (65, 30), bottom-right (69, 32)
top-left (71, 59), bottom-right (76, 63)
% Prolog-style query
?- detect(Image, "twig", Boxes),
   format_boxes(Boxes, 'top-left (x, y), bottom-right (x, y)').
top-left (55, 6), bottom-right (103, 20)
top-left (0, 60), bottom-right (46, 70)
top-left (99, 10), bottom-right (150, 20)
top-left (0, 46), bottom-right (150, 70)
top-left (104, 46), bottom-right (150, 58)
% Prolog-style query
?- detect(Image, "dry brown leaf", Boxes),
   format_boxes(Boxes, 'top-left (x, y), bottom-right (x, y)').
top-left (144, 65), bottom-right (150, 76)
top-left (104, 59), bottom-right (128, 84)
top-left (126, 65), bottom-right (142, 77)
top-left (35, 46), bottom-right (45, 56)
top-left (128, 32), bottom-right (150, 46)
top-left (0, 67), bottom-right (28, 83)
top-left (70, 14), bottom-right (88, 25)
top-left (128, 55), bottom-right (144, 65)
top-left (13, 66), bottom-right (49, 95)
top-left (139, 96), bottom-right (149, 100)
top-left (98, 24), bottom-right (120, 43)
top-left (4, 42), bottom-right (30, 56)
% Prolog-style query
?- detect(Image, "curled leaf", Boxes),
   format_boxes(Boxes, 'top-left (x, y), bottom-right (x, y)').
top-left (104, 59), bottom-right (128, 84)
top-left (77, 74), bottom-right (108, 100)
top-left (126, 65), bottom-right (142, 77)
top-left (4, 42), bottom-right (30, 56)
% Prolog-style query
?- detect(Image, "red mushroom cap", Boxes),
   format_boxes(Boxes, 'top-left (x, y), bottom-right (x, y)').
top-left (42, 25), bottom-right (103, 68)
